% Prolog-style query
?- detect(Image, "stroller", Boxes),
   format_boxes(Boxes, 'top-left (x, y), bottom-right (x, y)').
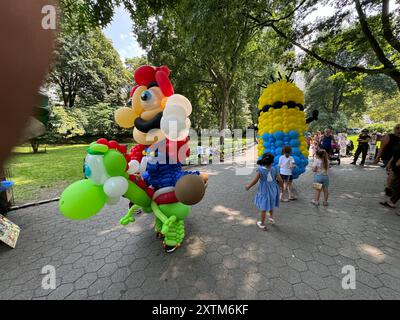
top-left (328, 142), bottom-right (341, 165)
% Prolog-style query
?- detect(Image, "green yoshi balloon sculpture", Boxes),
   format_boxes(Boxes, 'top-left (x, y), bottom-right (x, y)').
top-left (59, 141), bottom-right (191, 251)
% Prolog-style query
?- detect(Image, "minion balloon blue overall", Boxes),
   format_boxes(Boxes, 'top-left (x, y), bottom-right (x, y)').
top-left (257, 74), bottom-right (309, 179)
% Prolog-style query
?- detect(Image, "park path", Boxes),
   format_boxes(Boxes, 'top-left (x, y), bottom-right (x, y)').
top-left (1, 147), bottom-right (400, 300)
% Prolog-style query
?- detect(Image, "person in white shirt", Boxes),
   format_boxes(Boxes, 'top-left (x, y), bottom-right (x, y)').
top-left (278, 146), bottom-right (296, 201)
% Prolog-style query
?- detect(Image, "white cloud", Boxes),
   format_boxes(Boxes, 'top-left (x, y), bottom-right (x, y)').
top-left (120, 33), bottom-right (129, 40)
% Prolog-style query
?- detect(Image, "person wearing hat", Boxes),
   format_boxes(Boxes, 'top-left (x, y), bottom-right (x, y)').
top-left (351, 129), bottom-right (371, 166)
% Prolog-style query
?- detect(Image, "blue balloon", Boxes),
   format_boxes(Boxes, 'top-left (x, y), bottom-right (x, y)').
top-left (290, 139), bottom-right (300, 147)
top-left (263, 142), bottom-right (270, 148)
top-left (275, 147), bottom-right (282, 155)
top-left (289, 130), bottom-right (299, 139)
top-left (292, 147), bottom-right (301, 156)
top-left (275, 140), bottom-right (283, 147)
top-left (273, 131), bottom-right (284, 140)
top-left (262, 133), bottom-right (269, 140)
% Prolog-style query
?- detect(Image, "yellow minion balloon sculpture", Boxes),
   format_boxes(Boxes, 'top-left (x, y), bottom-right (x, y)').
top-left (257, 72), bottom-right (317, 179)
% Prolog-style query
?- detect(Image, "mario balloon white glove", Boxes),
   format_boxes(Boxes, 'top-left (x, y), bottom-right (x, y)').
top-left (160, 94), bottom-right (192, 141)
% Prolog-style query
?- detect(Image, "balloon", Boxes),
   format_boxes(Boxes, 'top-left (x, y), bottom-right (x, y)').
top-left (115, 107), bottom-right (136, 128)
top-left (289, 130), bottom-right (299, 139)
top-left (59, 179), bottom-right (107, 220)
top-left (290, 139), bottom-right (300, 147)
top-left (155, 68), bottom-right (174, 97)
top-left (163, 103), bottom-right (187, 119)
top-left (275, 147), bottom-right (282, 155)
top-left (274, 131), bottom-right (284, 140)
top-left (160, 114), bottom-right (188, 141)
top-left (103, 150), bottom-right (127, 177)
top-left (275, 140), bottom-right (283, 147)
top-left (85, 154), bottom-right (110, 185)
top-left (166, 94), bottom-right (192, 116)
top-left (103, 176), bottom-right (129, 198)
top-left (175, 174), bottom-right (205, 205)
top-left (127, 160), bottom-right (140, 174)
top-left (107, 197), bottom-right (121, 205)
top-left (134, 65), bottom-right (156, 86)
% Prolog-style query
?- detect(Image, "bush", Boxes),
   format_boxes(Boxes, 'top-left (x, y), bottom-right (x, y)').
top-left (40, 104), bottom-right (132, 144)
top-left (364, 122), bottom-right (397, 134)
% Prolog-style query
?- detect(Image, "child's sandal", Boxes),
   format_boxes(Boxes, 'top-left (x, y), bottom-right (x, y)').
top-left (268, 218), bottom-right (275, 225)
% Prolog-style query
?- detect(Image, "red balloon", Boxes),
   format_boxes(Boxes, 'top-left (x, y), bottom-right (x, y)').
top-left (155, 70), bottom-right (174, 97)
top-left (97, 138), bottom-right (108, 145)
top-left (129, 85), bottom-right (139, 97)
top-left (134, 65), bottom-right (156, 86)
top-left (117, 144), bottom-right (127, 154)
top-left (108, 140), bottom-right (118, 149)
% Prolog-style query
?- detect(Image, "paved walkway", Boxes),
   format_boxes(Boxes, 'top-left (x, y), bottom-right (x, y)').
top-left (1, 148), bottom-right (400, 300)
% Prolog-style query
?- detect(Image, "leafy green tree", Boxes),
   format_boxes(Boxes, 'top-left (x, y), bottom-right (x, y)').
top-left (249, 0), bottom-right (400, 91)
top-left (48, 27), bottom-right (125, 108)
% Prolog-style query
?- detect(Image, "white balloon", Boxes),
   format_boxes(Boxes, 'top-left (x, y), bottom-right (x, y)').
top-left (166, 94), bottom-right (192, 116)
top-left (140, 157), bottom-right (148, 174)
top-left (160, 115), bottom-right (187, 141)
top-left (127, 160), bottom-right (140, 174)
top-left (103, 177), bottom-right (128, 198)
top-left (163, 104), bottom-right (187, 119)
top-left (85, 154), bottom-right (110, 185)
top-left (107, 197), bottom-right (121, 205)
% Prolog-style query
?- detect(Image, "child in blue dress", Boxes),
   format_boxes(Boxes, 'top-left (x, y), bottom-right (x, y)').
top-left (246, 153), bottom-right (283, 230)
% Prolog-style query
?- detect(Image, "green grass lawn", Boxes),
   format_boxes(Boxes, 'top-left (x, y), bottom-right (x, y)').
top-left (6, 138), bottom-right (253, 204)
top-left (6, 145), bottom-right (90, 204)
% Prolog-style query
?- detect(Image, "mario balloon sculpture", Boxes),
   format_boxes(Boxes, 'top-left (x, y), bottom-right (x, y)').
top-left (59, 66), bottom-right (208, 253)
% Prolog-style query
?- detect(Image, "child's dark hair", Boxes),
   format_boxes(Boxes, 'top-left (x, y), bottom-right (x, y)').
top-left (282, 145), bottom-right (292, 154)
top-left (257, 152), bottom-right (274, 166)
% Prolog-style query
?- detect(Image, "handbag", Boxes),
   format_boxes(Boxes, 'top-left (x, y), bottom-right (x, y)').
top-left (312, 182), bottom-right (323, 190)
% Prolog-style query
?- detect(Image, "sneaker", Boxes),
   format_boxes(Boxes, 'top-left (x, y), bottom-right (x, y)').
top-left (268, 217), bottom-right (275, 225)
top-left (311, 199), bottom-right (319, 206)
top-left (257, 221), bottom-right (267, 230)
top-left (359, 163), bottom-right (364, 166)
top-left (323, 201), bottom-right (328, 206)
top-left (164, 245), bottom-right (178, 253)
top-left (281, 198), bottom-right (289, 202)
top-left (350, 162), bottom-right (356, 165)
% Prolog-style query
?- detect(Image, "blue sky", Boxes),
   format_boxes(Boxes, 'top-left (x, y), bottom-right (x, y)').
top-left (102, 6), bottom-right (145, 62)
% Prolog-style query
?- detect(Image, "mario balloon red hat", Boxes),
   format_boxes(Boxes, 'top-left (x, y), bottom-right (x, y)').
top-left (129, 65), bottom-right (174, 98)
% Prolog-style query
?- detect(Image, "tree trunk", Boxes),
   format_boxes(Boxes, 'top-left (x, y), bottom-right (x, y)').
top-left (219, 87), bottom-right (231, 162)
top-left (30, 139), bottom-right (40, 153)
top-left (390, 71), bottom-right (400, 92)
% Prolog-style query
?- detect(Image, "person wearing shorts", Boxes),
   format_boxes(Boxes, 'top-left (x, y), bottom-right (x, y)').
top-left (278, 146), bottom-right (296, 201)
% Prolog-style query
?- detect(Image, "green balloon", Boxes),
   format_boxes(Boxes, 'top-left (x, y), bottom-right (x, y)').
top-left (159, 202), bottom-right (190, 220)
top-left (59, 179), bottom-right (107, 220)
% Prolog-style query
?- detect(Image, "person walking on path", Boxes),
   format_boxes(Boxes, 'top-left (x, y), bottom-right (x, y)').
top-left (312, 150), bottom-right (330, 206)
top-left (246, 153), bottom-right (283, 230)
top-left (380, 145), bottom-right (400, 211)
top-left (351, 129), bottom-right (371, 166)
top-left (278, 146), bottom-right (296, 201)
top-left (319, 129), bottom-right (336, 155)
top-left (374, 124), bottom-right (400, 167)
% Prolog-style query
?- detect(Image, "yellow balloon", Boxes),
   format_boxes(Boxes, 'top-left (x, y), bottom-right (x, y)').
top-left (115, 107), bottom-right (137, 128)
top-left (132, 85), bottom-right (147, 115)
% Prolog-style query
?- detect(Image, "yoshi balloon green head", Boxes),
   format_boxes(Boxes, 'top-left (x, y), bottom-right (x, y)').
top-left (59, 139), bottom-right (131, 220)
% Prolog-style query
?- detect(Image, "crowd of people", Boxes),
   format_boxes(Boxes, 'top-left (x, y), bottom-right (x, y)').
top-left (247, 124), bottom-right (400, 230)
